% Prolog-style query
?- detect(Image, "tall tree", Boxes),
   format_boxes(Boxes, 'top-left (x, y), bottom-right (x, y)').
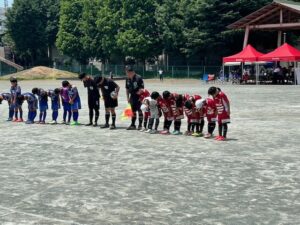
top-left (56, 0), bottom-right (89, 64)
top-left (5, 0), bottom-right (60, 66)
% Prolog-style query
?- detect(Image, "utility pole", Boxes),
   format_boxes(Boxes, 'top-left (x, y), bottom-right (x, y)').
top-left (4, 0), bottom-right (8, 9)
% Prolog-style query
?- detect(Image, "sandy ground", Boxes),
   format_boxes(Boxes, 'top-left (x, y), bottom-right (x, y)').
top-left (0, 79), bottom-right (299, 225)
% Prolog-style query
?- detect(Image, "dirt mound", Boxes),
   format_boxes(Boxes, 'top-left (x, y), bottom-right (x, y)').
top-left (0, 66), bottom-right (78, 80)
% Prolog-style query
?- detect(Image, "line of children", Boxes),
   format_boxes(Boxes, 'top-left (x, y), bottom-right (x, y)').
top-left (1, 78), bottom-right (231, 140)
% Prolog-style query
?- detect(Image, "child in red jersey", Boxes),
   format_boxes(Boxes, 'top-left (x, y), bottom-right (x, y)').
top-left (184, 94), bottom-right (202, 136)
top-left (195, 97), bottom-right (217, 139)
top-left (158, 91), bottom-right (174, 135)
top-left (208, 87), bottom-right (230, 141)
top-left (139, 89), bottom-right (151, 131)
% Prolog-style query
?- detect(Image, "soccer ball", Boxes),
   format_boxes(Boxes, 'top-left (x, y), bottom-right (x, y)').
top-left (195, 99), bottom-right (206, 109)
top-left (110, 91), bottom-right (117, 99)
top-left (140, 104), bottom-right (148, 112)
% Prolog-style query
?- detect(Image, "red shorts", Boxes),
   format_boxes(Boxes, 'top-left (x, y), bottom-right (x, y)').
top-left (218, 112), bottom-right (230, 124)
top-left (144, 111), bottom-right (150, 118)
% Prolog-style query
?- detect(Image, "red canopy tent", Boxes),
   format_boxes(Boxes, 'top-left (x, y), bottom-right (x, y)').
top-left (223, 44), bottom-right (264, 63)
top-left (258, 43), bottom-right (300, 61)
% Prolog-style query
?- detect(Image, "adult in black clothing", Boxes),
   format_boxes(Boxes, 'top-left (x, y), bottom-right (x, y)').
top-left (78, 73), bottom-right (100, 126)
top-left (94, 76), bottom-right (120, 129)
top-left (125, 65), bottom-right (145, 130)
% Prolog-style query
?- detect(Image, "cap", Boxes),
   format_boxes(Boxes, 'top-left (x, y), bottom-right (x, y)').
top-left (125, 65), bottom-right (134, 72)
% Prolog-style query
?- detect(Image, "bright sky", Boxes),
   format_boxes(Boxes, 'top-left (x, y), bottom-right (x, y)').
top-left (0, 0), bottom-right (13, 8)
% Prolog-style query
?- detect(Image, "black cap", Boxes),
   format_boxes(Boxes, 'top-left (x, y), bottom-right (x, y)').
top-left (78, 73), bottom-right (87, 80)
top-left (125, 65), bottom-right (134, 72)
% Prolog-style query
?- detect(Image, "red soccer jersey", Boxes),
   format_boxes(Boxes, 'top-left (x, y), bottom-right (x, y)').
top-left (139, 89), bottom-right (150, 102)
top-left (158, 98), bottom-right (174, 121)
top-left (214, 92), bottom-right (230, 115)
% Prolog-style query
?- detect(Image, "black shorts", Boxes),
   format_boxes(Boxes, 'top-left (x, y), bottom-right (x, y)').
top-left (88, 99), bottom-right (100, 110)
top-left (104, 97), bottom-right (118, 109)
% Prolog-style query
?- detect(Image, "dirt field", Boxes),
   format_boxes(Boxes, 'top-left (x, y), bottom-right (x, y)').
top-left (0, 79), bottom-right (299, 225)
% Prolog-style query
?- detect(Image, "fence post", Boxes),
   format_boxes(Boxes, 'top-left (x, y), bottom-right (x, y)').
top-left (172, 66), bottom-right (174, 78)
top-left (188, 66), bottom-right (190, 78)
top-left (204, 66), bottom-right (206, 76)
top-left (115, 65), bottom-right (117, 77)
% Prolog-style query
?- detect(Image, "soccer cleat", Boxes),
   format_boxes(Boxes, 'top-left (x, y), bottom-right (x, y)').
top-left (12, 118), bottom-right (18, 122)
top-left (16, 118), bottom-right (23, 122)
top-left (214, 136), bottom-right (221, 140)
top-left (49, 120), bottom-right (57, 125)
top-left (70, 121), bottom-right (80, 126)
top-left (101, 124), bottom-right (110, 129)
top-left (140, 128), bottom-right (147, 132)
top-left (25, 120), bottom-right (34, 124)
top-left (145, 129), bottom-right (152, 133)
top-left (160, 130), bottom-right (170, 135)
top-left (39, 121), bottom-right (46, 124)
top-left (172, 130), bottom-right (182, 135)
top-left (150, 130), bottom-right (158, 134)
top-left (126, 125), bottom-right (137, 130)
top-left (184, 131), bottom-right (192, 136)
top-left (137, 125), bottom-right (143, 131)
top-left (85, 123), bottom-right (93, 126)
top-left (216, 136), bottom-right (226, 141)
top-left (204, 133), bottom-right (212, 139)
top-left (61, 120), bottom-right (66, 124)
top-left (110, 125), bottom-right (116, 130)
top-left (6, 118), bottom-right (13, 122)
top-left (192, 132), bottom-right (203, 137)
top-left (93, 123), bottom-right (98, 127)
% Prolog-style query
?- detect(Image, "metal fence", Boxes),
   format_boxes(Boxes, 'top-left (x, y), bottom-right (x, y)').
top-left (0, 63), bottom-right (221, 80)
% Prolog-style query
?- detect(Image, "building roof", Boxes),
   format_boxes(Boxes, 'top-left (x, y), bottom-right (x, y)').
top-left (228, 0), bottom-right (300, 30)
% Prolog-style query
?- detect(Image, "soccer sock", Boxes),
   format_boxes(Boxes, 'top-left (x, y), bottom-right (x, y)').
top-left (155, 119), bottom-right (159, 130)
top-left (187, 123), bottom-right (192, 132)
top-left (105, 113), bottom-right (110, 125)
top-left (73, 111), bottom-right (79, 122)
top-left (112, 113), bottom-right (116, 126)
top-left (89, 108), bottom-right (94, 124)
top-left (143, 115), bottom-right (148, 128)
top-left (148, 118), bottom-right (154, 129)
top-left (19, 108), bottom-right (23, 119)
top-left (9, 108), bottom-right (14, 119)
top-left (131, 114), bottom-right (137, 126)
top-left (32, 111), bottom-right (37, 121)
top-left (42, 111), bottom-right (47, 122)
top-left (39, 112), bottom-right (43, 121)
top-left (28, 112), bottom-right (32, 121)
top-left (200, 119), bottom-right (205, 133)
top-left (67, 110), bottom-right (72, 123)
top-left (63, 110), bottom-right (67, 122)
top-left (223, 123), bottom-right (228, 138)
top-left (53, 111), bottom-right (58, 121)
top-left (138, 111), bottom-right (143, 127)
top-left (14, 110), bottom-right (18, 119)
top-left (218, 124), bottom-right (223, 137)
top-left (174, 120), bottom-right (181, 131)
top-left (195, 123), bottom-right (200, 133)
top-left (208, 122), bottom-right (216, 134)
top-left (95, 109), bottom-right (99, 124)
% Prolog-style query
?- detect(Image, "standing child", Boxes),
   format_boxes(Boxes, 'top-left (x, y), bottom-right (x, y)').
top-left (171, 93), bottom-right (184, 135)
top-left (63, 81), bottom-right (81, 126)
top-left (60, 81), bottom-right (72, 125)
top-left (95, 76), bottom-right (120, 129)
top-left (48, 88), bottom-right (61, 124)
top-left (10, 77), bottom-right (23, 122)
top-left (208, 87), bottom-right (231, 141)
top-left (0, 93), bottom-right (14, 121)
top-left (20, 93), bottom-right (38, 124)
top-left (32, 88), bottom-right (48, 124)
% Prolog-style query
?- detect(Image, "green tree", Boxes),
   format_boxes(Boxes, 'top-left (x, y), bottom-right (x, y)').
top-left (5, 0), bottom-right (60, 66)
top-left (56, 0), bottom-right (89, 64)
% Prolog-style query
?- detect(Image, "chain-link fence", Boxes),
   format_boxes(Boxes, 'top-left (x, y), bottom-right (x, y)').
top-left (0, 62), bottom-right (221, 80)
